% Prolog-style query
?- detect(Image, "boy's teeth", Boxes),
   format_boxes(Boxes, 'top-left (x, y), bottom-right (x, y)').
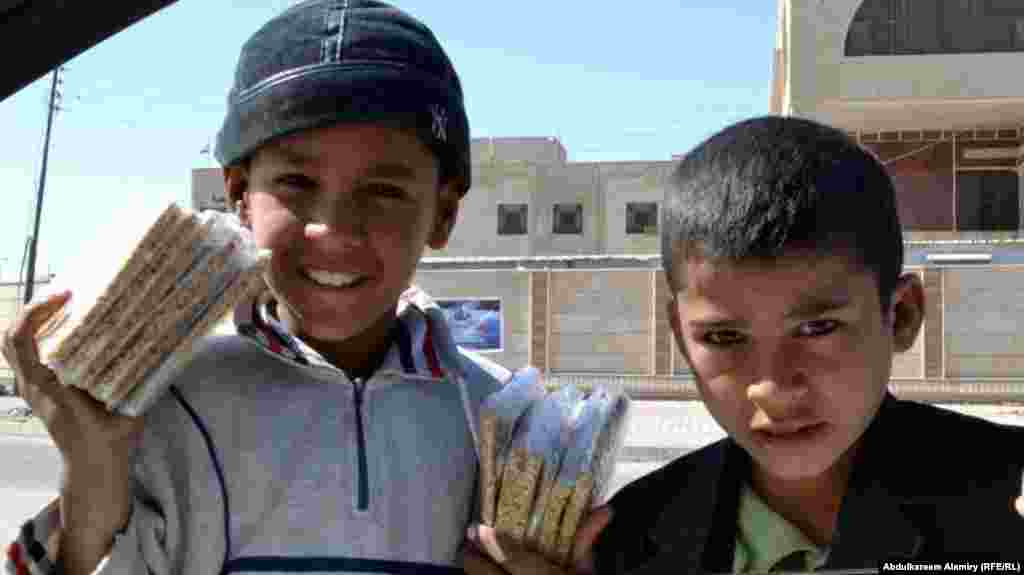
top-left (306, 269), bottom-right (361, 287)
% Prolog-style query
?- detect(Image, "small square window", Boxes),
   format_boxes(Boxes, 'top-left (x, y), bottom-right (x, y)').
top-left (553, 203), bottom-right (583, 235)
top-left (626, 202), bottom-right (659, 235)
top-left (497, 204), bottom-right (528, 235)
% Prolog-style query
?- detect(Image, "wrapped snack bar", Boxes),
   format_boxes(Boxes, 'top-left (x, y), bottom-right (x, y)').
top-left (493, 398), bottom-right (547, 540)
top-left (525, 384), bottom-right (583, 555)
top-left (586, 388), bottom-right (631, 506)
top-left (552, 386), bottom-right (631, 566)
top-left (502, 385), bottom-right (578, 550)
top-left (34, 202), bottom-right (270, 417)
top-left (478, 367), bottom-right (546, 526)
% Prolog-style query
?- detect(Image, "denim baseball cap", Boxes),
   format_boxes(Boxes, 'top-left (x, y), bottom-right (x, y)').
top-left (215, 0), bottom-right (471, 196)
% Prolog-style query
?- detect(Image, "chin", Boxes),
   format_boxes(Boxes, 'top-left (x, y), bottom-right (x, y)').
top-left (756, 455), bottom-right (838, 482)
top-left (745, 439), bottom-right (848, 482)
top-left (300, 317), bottom-right (376, 342)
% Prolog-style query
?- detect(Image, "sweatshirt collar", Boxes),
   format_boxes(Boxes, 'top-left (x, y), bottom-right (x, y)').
top-left (231, 285), bottom-right (451, 381)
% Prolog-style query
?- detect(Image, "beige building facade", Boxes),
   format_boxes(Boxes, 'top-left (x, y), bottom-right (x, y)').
top-left (772, 0), bottom-right (1024, 241)
top-left (188, 7), bottom-right (1024, 385)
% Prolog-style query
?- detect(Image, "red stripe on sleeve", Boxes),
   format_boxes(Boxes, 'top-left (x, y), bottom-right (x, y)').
top-left (422, 325), bottom-right (444, 379)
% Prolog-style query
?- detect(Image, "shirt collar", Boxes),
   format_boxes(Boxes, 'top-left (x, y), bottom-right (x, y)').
top-left (733, 483), bottom-right (830, 573)
top-left (230, 285), bottom-right (449, 380)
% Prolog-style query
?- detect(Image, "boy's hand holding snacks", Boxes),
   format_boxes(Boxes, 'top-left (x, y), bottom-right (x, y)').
top-left (2, 202), bottom-right (269, 572)
top-left (3, 290), bottom-right (143, 574)
top-left (462, 506), bottom-right (613, 575)
top-left (468, 368), bottom-right (630, 573)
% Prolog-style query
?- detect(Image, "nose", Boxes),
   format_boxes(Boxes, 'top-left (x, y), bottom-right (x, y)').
top-left (746, 340), bottom-right (809, 416)
top-left (306, 194), bottom-right (367, 246)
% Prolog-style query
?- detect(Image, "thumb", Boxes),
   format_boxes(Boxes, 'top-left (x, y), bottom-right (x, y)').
top-left (572, 505), bottom-right (613, 573)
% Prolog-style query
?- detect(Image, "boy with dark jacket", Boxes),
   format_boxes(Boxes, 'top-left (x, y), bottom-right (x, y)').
top-left (464, 116), bottom-right (1024, 574)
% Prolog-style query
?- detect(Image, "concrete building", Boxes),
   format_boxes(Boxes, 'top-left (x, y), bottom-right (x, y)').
top-left (771, 0), bottom-right (1024, 241)
top-left (437, 137), bottom-right (671, 258)
top-left (188, 5), bottom-right (1024, 386)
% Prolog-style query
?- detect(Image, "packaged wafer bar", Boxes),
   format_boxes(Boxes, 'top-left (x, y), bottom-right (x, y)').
top-left (549, 392), bottom-right (604, 565)
top-left (478, 367), bottom-right (546, 526)
top-left (33, 203), bottom-right (270, 416)
top-left (552, 387), bottom-right (631, 566)
top-left (493, 396), bottom-right (548, 541)
top-left (524, 384), bottom-right (582, 553)
top-left (536, 385), bottom-right (588, 559)
top-left (588, 389), bottom-right (631, 506)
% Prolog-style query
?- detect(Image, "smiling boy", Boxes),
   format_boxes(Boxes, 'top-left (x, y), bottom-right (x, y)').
top-left (4, 2), bottom-right (512, 574)
top-left (588, 116), bottom-right (1024, 573)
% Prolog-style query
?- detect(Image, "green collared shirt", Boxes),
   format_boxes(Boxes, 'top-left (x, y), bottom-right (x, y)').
top-left (733, 483), bottom-right (830, 573)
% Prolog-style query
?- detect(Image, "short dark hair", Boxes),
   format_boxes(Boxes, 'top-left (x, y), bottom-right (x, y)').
top-left (661, 115), bottom-right (903, 309)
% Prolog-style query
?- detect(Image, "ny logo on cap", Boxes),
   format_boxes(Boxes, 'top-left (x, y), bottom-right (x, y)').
top-left (431, 104), bottom-right (448, 143)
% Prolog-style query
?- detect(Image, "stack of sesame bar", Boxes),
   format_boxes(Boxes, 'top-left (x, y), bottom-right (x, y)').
top-left (36, 202), bottom-right (270, 416)
top-left (478, 368), bottom-right (631, 567)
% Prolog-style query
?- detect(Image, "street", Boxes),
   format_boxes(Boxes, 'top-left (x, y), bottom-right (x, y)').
top-left (0, 400), bottom-right (728, 543)
top-left (2, 399), bottom-right (1023, 544)
top-left (0, 433), bottom-right (60, 541)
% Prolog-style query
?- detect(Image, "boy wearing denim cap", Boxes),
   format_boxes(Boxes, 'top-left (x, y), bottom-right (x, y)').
top-left (463, 117), bottom-right (1024, 575)
top-left (4, 2), bottom-right (512, 574)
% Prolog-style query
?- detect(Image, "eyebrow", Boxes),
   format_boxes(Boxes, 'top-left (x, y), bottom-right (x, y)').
top-left (267, 143), bottom-right (317, 166)
top-left (688, 318), bottom-right (748, 331)
top-left (360, 163), bottom-right (417, 181)
top-left (265, 145), bottom-right (418, 181)
top-left (784, 294), bottom-right (852, 319)
top-left (685, 293), bottom-right (853, 331)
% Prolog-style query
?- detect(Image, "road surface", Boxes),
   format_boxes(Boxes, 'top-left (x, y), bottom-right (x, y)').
top-left (3, 399), bottom-right (1022, 543)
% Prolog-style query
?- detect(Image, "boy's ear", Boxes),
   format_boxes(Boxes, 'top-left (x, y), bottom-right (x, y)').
top-left (666, 295), bottom-right (690, 363)
top-left (889, 273), bottom-right (926, 353)
top-left (223, 165), bottom-right (249, 226)
top-left (428, 180), bottom-right (461, 250)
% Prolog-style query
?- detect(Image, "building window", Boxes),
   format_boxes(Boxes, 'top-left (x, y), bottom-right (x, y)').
top-left (956, 172), bottom-right (1019, 231)
top-left (846, 0), bottom-right (1024, 56)
top-left (553, 203), bottom-right (583, 235)
top-left (497, 204), bottom-right (528, 235)
top-left (626, 202), bottom-right (658, 235)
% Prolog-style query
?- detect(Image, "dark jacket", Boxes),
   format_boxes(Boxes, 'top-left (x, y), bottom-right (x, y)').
top-left (594, 395), bottom-right (1024, 573)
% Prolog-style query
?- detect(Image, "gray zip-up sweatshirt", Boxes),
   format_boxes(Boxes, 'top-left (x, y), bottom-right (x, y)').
top-left (6, 286), bottom-right (511, 574)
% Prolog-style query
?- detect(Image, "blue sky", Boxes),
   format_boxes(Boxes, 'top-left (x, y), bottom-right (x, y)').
top-left (0, 0), bottom-right (774, 288)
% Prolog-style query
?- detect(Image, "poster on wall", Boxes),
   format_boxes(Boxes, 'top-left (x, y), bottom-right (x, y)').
top-left (436, 298), bottom-right (502, 352)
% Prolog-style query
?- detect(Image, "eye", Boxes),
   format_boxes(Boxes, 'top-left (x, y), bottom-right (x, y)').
top-left (797, 319), bottom-right (841, 337)
top-left (363, 182), bottom-right (409, 201)
top-left (273, 174), bottom-right (316, 192)
top-left (700, 330), bottom-right (747, 347)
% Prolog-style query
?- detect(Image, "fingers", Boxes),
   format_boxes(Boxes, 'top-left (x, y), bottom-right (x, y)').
top-left (460, 542), bottom-right (510, 575)
top-left (468, 524), bottom-right (507, 565)
top-left (467, 524), bottom-right (570, 575)
top-left (571, 505), bottom-right (614, 573)
top-left (2, 291), bottom-right (72, 403)
top-left (1015, 496), bottom-right (1024, 518)
top-left (465, 508), bottom-right (614, 575)
top-left (3, 289), bottom-right (71, 368)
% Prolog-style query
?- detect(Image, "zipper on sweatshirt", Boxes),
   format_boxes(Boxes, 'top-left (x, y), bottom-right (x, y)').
top-left (353, 377), bottom-right (369, 512)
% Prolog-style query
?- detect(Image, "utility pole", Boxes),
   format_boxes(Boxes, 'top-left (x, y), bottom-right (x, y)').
top-left (23, 67), bottom-right (63, 305)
